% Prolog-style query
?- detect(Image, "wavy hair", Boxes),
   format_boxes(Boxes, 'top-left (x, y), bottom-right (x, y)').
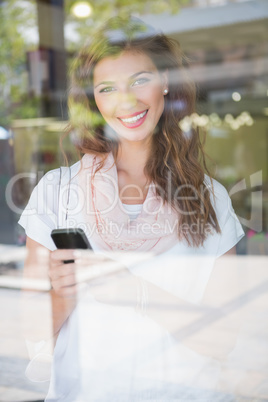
top-left (67, 16), bottom-right (221, 247)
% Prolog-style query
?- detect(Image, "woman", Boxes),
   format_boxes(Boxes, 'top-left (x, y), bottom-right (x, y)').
top-left (19, 17), bottom-right (244, 401)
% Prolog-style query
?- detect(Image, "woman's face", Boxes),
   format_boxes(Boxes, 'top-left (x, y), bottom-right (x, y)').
top-left (93, 50), bottom-right (168, 144)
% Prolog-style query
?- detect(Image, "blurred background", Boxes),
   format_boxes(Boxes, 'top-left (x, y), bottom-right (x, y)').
top-left (0, 0), bottom-right (267, 253)
top-left (0, 0), bottom-right (267, 400)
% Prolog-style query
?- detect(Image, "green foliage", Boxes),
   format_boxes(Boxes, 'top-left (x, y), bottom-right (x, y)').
top-left (0, 0), bottom-right (38, 126)
top-left (64, 0), bottom-right (190, 50)
top-left (0, 0), bottom-right (190, 126)
top-left (10, 95), bottom-right (41, 120)
top-left (69, 98), bottom-right (104, 129)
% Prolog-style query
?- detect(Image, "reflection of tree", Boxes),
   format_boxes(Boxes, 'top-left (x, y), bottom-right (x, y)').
top-left (0, 0), bottom-right (190, 126)
top-left (0, 0), bottom-right (40, 125)
top-left (64, 0), bottom-right (190, 50)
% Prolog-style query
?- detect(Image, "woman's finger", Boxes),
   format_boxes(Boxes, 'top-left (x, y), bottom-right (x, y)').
top-left (50, 249), bottom-right (76, 264)
top-left (51, 272), bottom-right (76, 290)
top-left (52, 282), bottom-right (88, 298)
top-left (54, 284), bottom-right (78, 298)
top-left (48, 262), bottom-right (76, 280)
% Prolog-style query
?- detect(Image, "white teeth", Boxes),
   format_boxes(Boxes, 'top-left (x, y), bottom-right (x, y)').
top-left (120, 110), bottom-right (147, 123)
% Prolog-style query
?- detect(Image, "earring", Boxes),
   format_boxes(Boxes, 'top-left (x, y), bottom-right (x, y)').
top-left (163, 89), bottom-right (168, 95)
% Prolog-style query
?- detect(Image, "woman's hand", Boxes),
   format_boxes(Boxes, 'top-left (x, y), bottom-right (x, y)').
top-left (49, 249), bottom-right (78, 297)
top-left (49, 249), bottom-right (137, 306)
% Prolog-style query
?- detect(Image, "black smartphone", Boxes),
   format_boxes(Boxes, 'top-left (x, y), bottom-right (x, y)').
top-left (51, 228), bottom-right (92, 263)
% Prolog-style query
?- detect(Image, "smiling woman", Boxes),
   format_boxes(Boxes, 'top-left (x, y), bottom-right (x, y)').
top-left (68, 16), bottom-right (223, 247)
top-left (18, 15), bottom-right (244, 402)
top-left (93, 51), bottom-right (167, 142)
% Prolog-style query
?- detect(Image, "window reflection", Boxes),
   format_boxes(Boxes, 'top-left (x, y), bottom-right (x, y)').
top-left (0, 0), bottom-right (267, 400)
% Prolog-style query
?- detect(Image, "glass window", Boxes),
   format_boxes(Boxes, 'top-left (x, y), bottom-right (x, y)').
top-left (1, 1), bottom-right (267, 400)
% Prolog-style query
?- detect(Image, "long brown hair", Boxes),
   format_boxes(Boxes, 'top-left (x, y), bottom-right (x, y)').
top-left (68, 16), bottom-right (221, 247)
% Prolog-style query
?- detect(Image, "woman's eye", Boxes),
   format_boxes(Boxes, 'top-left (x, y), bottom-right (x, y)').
top-left (99, 86), bottom-right (115, 93)
top-left (132, 78), bottom-right (149, 87)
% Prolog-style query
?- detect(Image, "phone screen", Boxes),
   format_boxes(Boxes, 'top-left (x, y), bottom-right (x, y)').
top-left (51, 228), bottom-right (92, 250)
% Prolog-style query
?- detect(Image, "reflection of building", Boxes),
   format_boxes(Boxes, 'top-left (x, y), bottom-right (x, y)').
top-left (26, 0), bottom-right (67, 118)
top-left (144, 0), bottom-right (268, 251)
top-left (11, 117), bottom-right (76, 176)
top-left (0, 132), bottom-right (17, 244)
top-left (144, 0), bottom-right (268, 121)
top-left (27, 50), bottom-right (49, 96)
top-left (27, 48), bottom-right (67, 117)
top-left (0, 116), bottom-right (77, 245)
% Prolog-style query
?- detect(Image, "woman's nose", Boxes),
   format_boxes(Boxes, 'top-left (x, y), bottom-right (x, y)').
top-left (117, 90), bottom-right (137, 110)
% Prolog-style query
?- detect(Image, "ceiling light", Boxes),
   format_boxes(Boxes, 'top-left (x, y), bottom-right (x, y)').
top-left (232, 92), bottom-right (241, 102)
top-left (71, 1), bottom-right (92, 18)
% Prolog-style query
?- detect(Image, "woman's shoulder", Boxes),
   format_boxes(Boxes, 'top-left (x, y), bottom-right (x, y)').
top-left (40, 160), bottom-right (81, 185)
top-left (204, 174), bottom-right (229, 199)
top-left (203, 174), bottom-right (232, 219)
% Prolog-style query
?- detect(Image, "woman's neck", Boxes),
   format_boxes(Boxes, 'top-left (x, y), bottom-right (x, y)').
top-left (116, 139), bottom-right (151, 176)
top-left (116, 139), bottom-right (151, 204)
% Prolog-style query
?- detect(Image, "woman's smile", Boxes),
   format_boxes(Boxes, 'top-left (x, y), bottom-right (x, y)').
top-left (93, 50), bottom-right (168, 143)
top-left (118, 109), bottom-right (148, 128)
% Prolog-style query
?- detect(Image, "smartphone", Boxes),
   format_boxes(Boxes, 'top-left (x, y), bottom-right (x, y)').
top-left (51, 228), bottom-right (92, 263)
